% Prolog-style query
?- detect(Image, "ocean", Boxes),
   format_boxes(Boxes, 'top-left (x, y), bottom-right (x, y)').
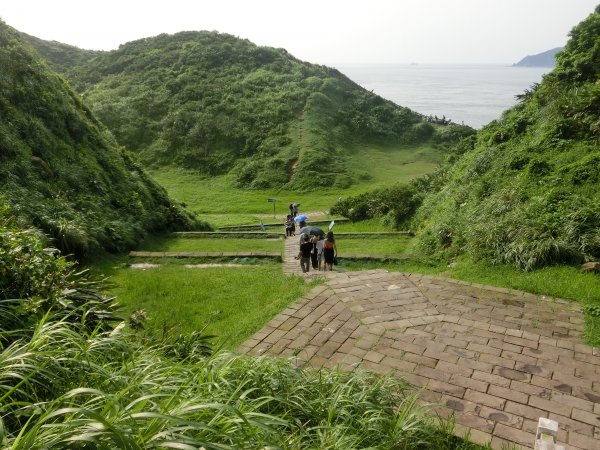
top-left (335, 64), bottom-right (549, 129)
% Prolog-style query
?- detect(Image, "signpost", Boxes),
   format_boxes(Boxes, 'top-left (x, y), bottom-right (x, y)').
top-left (267, 198), bottom-right (276, 218)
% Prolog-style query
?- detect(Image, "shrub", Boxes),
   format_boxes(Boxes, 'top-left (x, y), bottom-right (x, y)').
top-left (0, 224), bottom-right (120, 347)
top-left (331, 182), bottom-right (424, 227)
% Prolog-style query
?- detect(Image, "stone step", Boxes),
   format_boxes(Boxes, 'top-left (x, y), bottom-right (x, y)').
top-left (174, 231), bottom-right (285, 238)
top-left (219, 217), bottom-right (349, 230)
top-left (129, 251), bottom-right (282, 260)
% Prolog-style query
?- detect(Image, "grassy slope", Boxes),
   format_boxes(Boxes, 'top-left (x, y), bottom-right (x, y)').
top-left (412, 7), bottom-right (600, 270)
top-left (0, 21), bottom-right (201, 258)
top-left (151, 142), bottom-right (441, 227)
top-left (38, 30), bottom-right (462, 191)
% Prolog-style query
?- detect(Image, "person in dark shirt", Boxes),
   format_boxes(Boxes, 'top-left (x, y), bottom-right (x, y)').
top-left (323, 231), bottom-right (337, 271)
top-left (295, 233), bottom-right (313, 273)
top-left (284, 215), bottom-right (295, 236)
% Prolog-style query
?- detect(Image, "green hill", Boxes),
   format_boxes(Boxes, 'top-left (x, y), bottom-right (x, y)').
top-left (18, 31), bottom-right (103, 73)
top-left (336, 6), bottom-right (600, 271)
top-left (0, 21), bottom-right (200, 258)
top-left (51, 31), bottom-right (464, 190)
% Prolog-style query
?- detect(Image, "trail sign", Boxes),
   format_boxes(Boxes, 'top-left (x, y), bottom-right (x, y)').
top-left (267, 198), bottom-right (276, 218)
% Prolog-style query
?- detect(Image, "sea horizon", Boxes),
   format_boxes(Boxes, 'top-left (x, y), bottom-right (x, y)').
top-left (334, 63), bottom-right (549, 129)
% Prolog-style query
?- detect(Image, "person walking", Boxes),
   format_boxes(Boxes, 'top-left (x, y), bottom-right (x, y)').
top-left (310, 235), bottom-right (319, 269)
top-left (315, 235), bottom-right (324, 271)
top-left (295, 233), bottom-right (313, 273)
top-left (322, 231), bottom-right (337, 271)
top-left (284, 215), bottom-right (295, 237)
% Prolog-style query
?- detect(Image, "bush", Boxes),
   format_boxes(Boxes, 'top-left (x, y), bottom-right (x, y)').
top-left (0, 228), bottom-right (70, 302)
top-left (0, 223), bottom-right (119, 346)
top-left (331, 183), bottom-right (421, 226)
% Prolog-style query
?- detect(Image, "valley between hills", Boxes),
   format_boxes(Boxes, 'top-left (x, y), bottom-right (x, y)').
top-left (1, 6), bottom-right (600, 449)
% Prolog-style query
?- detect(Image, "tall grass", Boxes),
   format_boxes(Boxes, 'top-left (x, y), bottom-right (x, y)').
top-left (0, 317), bottom-right (489, 450)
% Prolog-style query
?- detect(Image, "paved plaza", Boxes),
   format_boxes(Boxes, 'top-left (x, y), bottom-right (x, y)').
top-left (238, 238), bottom-right (600, 449)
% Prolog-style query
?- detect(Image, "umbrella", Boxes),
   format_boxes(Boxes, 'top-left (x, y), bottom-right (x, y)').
top-left (294, 214), bottom-right (308, 222)
top-left (299, 226), bottom-right (325, 239)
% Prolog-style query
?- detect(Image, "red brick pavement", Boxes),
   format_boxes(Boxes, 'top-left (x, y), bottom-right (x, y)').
top-left (238, 264), bottom-right (600, 450)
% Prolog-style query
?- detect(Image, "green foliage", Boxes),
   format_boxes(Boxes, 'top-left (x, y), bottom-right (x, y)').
top-left (39, 30), bottom-right (440, 190)
top-left (583, 304), bottom-right (600, 317)
top-left (0, 222), bottom-right (119, 348)
top-left (18, 30), bottom-right (102, 73)
top-left (408, 7), bottom-right (600, 270)
top-left (329, 7), bottom-right (600, 271)
top-left (0, 21), bottom-right (205, 258)
top-left (331, 183), bottom-right (421, 226)
top-left (0, 228), bottom-right (69, 302)
top-left (553, 5), bottom-right (600, 83)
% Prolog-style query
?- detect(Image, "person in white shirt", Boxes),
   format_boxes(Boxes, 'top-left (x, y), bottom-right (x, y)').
top-left (315, 236), bottom-right (324, 271)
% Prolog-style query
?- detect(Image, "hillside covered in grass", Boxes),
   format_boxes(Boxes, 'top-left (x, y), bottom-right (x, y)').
top-left (334, 5), bottom-right (600, 271)
top-left (0, 21), bottom-right (201, 258)
top-left (46, 31), bottom-right (470, 191)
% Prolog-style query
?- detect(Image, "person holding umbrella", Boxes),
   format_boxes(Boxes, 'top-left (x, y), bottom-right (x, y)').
top-left (294, 213), bottom-right (308, 230)
top-left (298, 225), bottom-right (324, 242)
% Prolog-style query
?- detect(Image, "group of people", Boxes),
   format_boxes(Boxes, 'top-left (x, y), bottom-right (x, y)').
top-left (284, 202), bottom-right (305, 236)
top-left (295, 231), bottom-right (337, 273)
top-left (285, 201), bottom-right (338, 273)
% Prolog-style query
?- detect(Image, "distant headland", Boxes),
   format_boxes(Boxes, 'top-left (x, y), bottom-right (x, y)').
top-left (512, 47), bottom-right (563, 67)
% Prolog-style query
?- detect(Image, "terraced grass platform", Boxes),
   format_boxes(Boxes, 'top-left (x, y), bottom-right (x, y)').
top-left (129, 251), bottom-right (282, 260)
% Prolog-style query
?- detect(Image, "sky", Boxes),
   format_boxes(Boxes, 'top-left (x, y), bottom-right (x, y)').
top-left (1, 0), bottom-right (598, 65)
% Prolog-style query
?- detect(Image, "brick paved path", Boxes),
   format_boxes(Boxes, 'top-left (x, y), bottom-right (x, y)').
top-left (239, 266), bottom-right (600, 449)
top-left (283, 237), bottom-right (304, 275)
top-left (283, 235), bottom-right (331, 278)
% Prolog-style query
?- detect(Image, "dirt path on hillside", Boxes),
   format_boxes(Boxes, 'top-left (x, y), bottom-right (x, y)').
top-left (289, 110), bottom-right (305, 178)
